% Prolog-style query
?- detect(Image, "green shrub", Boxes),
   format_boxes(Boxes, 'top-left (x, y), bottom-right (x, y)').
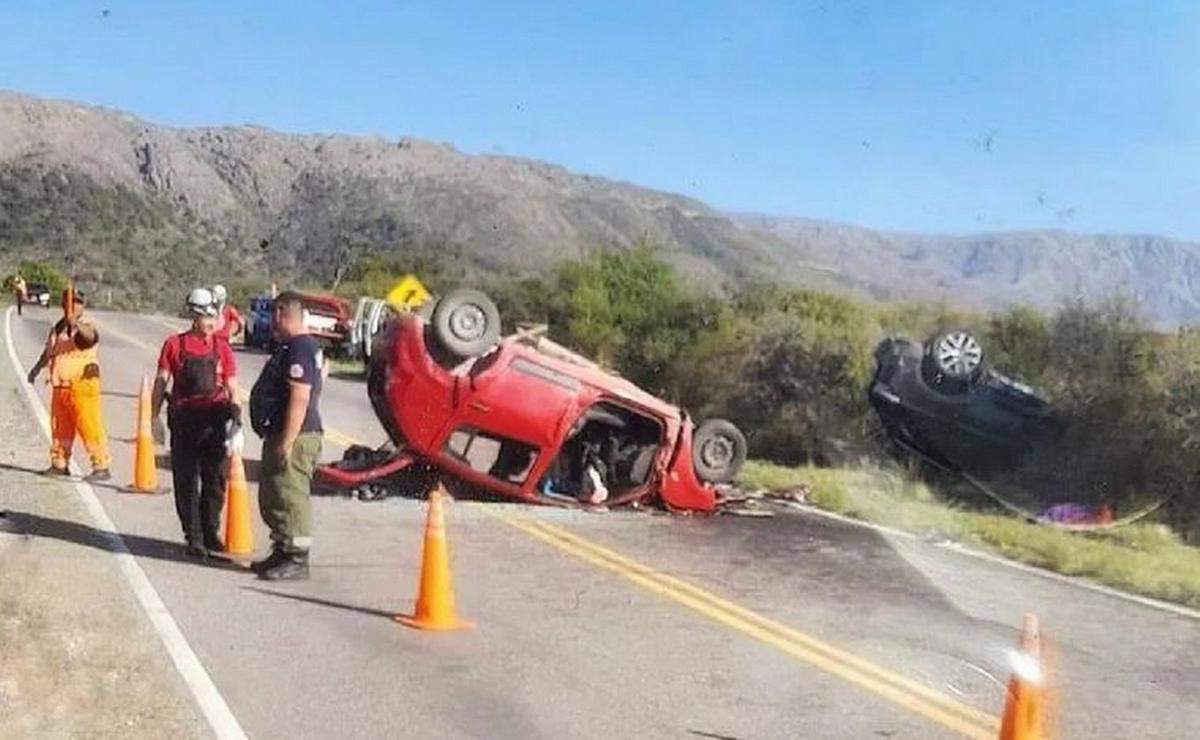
top-left (12, 260), bottom-right (68, 294)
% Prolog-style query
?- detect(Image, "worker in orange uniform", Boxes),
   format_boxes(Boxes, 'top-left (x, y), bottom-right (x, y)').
top-left (12, 272), bottom-right (27, 316)
top-left (26, 289), bottom-right (112, 481)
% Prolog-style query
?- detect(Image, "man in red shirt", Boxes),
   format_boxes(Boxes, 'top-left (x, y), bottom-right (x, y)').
top-left (151, 288), bottom-right (242, 559)
top-left (211, 284), bottom-right (244, 344)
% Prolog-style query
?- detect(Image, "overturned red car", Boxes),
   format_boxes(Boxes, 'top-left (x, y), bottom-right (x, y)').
top-left (316, 289), bottom-right (746, 512)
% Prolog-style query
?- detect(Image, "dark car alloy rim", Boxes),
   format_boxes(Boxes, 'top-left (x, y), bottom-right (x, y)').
top-left (699, 434), bottom-right (735, 471)
top-left (935, 332), bottom-right (982, 377)
top-left (449, 303), bottom-right (488, 342)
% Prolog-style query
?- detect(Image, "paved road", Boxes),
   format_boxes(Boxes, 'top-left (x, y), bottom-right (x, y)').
top-left (6, 306), bottom-right (1200, 739)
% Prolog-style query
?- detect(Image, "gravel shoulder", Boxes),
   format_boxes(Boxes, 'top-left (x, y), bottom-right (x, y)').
top-left (0, 325), bottom-right (207, 740)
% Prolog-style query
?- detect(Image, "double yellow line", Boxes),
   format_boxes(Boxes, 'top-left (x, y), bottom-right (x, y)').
top-left (495, 514), bottom-right (1000, 739)
top-left (101, 312), bottom-right (998, 737)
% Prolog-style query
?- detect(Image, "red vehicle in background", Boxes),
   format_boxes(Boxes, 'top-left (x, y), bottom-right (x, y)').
top-left (297, 292), bottom-right (353, 352)
top-left (317, 290), bottom-right (746, 512)
top-left (245, 292), bottom-right (354, 355)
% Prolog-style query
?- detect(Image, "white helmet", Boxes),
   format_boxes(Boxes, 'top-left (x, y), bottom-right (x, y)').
top-left (186, 288), bottom-right (217, 317)
top-left (212, 284), bottom-right (228, 305)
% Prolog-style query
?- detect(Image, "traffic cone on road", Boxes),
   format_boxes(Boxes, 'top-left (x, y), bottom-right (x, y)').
top-left (999, 613), bottom-right (1048, 740)
top-left (396, 485), bottom-right (473, 631)
top-left (128, 377), bottom-right (159, 493)
top-left (223, 452), bottom-right (254, 558)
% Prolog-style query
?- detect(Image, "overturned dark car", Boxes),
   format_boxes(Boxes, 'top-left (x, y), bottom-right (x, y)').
top-left (868, 330), bottom-right (1063, 482)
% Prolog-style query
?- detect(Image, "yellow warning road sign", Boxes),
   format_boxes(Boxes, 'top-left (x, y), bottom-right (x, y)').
top-left (385, 274), bottom-right (432, 310)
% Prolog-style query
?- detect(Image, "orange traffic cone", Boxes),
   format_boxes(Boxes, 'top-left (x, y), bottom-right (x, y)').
top-left (223, 452), bottom-right (254, 557)
top-left (999, 613), bottom-right (1048, 740)
top-left (396, 485), bottom-right (473, 631)
top-left (128, 377), bottom-right (159, 493)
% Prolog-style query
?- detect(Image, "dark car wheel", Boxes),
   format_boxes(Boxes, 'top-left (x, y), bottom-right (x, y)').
top-left (929, 330), bottom-right (984, 379)
top-left (692, 419), bottom-right (747, 484)
top-left (922, 330), bottom-right (984, 393)
top-left (430, 289), bottom-right (501, 360)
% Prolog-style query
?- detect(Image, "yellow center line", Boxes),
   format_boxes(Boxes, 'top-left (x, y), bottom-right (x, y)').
top-left (536, 518), bottom-right (999, 729)
top-left (323, 427), bottom-right (362, 449)
top-left (493, 513), bottom-right (999, 740)
top-left (95, 314), bottom-right (995, 739)
top-left (93, 317), bottom-right (359, 450)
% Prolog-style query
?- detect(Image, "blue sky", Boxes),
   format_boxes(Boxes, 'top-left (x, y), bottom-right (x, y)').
top-left (2, 1), bottom-right (1198, 239)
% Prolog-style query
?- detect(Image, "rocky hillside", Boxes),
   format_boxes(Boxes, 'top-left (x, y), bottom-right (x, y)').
top-left (2, 89), bottom-right (1199, 325)
top-left (734, 215), bottom-right (1200, 327)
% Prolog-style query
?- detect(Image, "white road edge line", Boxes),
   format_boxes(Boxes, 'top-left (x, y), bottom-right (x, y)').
top-left (788, 501), bottom-right (1200, 621)
top-left (4, 307), bottom-right (248, 740)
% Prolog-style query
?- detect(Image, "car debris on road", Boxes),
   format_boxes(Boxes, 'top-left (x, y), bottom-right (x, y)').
top-left (714, 483), bottom-right (813, 517)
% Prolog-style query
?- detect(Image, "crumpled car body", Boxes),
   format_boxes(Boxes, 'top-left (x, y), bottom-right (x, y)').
top-left (321, 307), bottom-right (732, 513)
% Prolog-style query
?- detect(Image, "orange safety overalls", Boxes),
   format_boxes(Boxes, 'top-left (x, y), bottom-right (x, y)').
top-left (47, 320), bottom-right (111, 471)
top-left (13, 277), bottom-right (26, 315)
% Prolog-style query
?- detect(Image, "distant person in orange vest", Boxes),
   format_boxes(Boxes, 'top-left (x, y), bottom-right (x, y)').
top-left (12, 273), bottom-right (27, 316)
top-left (151, 288), bottom-right (242, 560)
top-left (26, 290), bottom-right (112, 480)
top-left (211, 285), bottom-right (244, 344)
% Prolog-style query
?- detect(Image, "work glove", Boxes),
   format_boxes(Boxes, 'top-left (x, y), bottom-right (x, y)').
top-left (151, 416), bottom-right (167, 446)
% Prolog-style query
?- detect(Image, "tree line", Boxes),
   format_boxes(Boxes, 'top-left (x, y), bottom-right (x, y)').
top-left (354, 244), bottom-right (1200, 542)
top-left (13, 243), bottom-right (1200, 541)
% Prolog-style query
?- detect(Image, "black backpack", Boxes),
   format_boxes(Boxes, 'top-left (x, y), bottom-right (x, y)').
top-left (249, 351), bottom-right (286, 438)
top-left (175, 334), bottom-right (220, 401)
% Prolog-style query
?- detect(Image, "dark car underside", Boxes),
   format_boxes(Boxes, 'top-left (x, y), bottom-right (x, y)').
top-left (869, 332), bottom-right (1062, 482)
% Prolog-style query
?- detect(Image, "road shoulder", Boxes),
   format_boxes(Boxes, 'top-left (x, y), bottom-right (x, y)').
top-left (0, 315), bottom-right (208, 739)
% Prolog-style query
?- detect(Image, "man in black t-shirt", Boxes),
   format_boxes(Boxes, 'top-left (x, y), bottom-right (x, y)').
top-left (249, 291), bottom-right (325, 580)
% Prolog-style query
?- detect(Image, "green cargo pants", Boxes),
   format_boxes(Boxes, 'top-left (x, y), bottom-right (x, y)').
top-left (259, 432), bottom-right (323, 552)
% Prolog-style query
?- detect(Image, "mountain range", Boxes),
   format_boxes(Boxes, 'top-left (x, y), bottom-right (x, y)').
top-left (2, 89), bottom-right (1198, 327)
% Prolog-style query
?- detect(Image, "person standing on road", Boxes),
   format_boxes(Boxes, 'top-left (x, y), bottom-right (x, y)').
top-left (12, 272), bottom-right (26, 316)
top-left (249, 291), bottom-right (325, 580)
top-left (26, 289), bottom-right (111, 480)
top-left (151, 288), bottom-right (242, 560)
top-left (211, 285), bottom-right (244, 345)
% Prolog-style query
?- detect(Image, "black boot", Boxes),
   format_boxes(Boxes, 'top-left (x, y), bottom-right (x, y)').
top-left (259, 550), bottom-right (310, 581)
top-left (83, 468), bottom-right (112, 483)
top-left (250, 544), bottom-right (289, 575)
top-left (184, 538), bottom-right (209, 562)
top-left (203, 531), bottom-right (224, 556)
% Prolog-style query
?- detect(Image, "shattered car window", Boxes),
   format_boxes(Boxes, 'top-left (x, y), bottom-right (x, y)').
top-left (443, 426), bottom-right (538, 484)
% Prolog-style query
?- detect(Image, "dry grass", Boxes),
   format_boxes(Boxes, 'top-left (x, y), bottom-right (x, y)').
top-left (739, 460), bottom-right (1200, 608)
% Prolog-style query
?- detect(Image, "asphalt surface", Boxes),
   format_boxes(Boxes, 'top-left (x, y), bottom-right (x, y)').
top-left (0, 335), bottom-right (206, 739)
top-left (6, 306), bottom-right (1200, 739)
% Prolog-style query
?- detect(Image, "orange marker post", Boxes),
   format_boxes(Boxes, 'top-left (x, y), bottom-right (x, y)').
top-left (223, 452), bottom-right (254, 557)
top-left (396, 485), bottom-right (473, 631)
top-left (128, 377), bottom-right (159, 493)
top-left (999, 613), bottom-right (1049, 740)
